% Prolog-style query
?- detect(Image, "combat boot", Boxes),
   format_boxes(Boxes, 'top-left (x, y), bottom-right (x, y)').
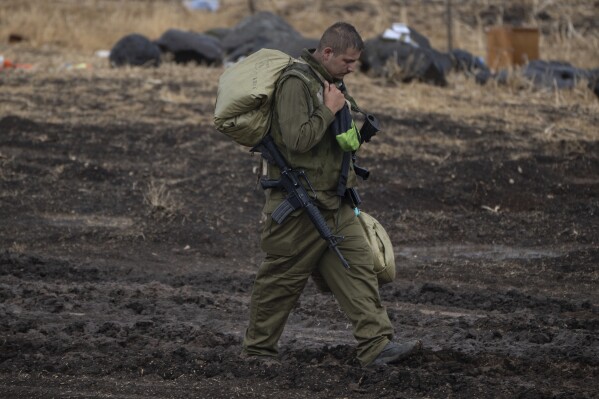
top-left (369, 340), bottom-right (422, 366)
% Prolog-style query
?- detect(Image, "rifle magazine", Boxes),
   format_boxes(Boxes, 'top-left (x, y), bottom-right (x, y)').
top-left (271, 200), bottom-right (295, 224)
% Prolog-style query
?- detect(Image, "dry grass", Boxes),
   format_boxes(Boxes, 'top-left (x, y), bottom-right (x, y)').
top-left (0, 0), bottom-right (234, 51)
top-left (349, 68), bottom-right (598, 137)
top-left (9, 241), bottom-right (27, 253)
top-left (144, 179), bottom-right (183, 218)
top-left (0, 0), bottom-right (597, 66)
top-left (0, 0), bottom-right (596, 149)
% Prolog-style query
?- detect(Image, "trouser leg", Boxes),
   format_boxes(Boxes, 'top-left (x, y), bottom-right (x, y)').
top-left (243, 203), bottom-right (394, 365)
top-left (242, 255), bottom-right (309, 356)
top-left (317, 204), bottom-right (394, 365)
top-left (243, 211), bottom-right (326, 356)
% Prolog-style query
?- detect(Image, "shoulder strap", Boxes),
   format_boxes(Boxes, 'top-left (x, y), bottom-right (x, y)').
top-left (277, 62), bottom-right (323, 114)
top-left (281, 62), bottom-right (321, 84)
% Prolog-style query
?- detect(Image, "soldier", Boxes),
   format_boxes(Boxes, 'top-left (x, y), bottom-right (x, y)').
top-left (242, 22), bottom-right (422, 367)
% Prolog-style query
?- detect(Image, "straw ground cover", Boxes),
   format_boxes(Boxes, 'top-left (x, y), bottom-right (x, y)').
top-left (0, 1), bottom-right (597, 398)
top-left (1, 0), bottom-right (597, 127)
top-left (1, 0), bottom-right (598, 66)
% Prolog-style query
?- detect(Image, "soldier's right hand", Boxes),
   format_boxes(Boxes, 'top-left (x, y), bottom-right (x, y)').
top-left (323, 81), bottom-right (346, 114)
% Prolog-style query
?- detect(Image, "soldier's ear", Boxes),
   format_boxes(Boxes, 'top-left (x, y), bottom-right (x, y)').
top-left (322, 47), bottom-right (334, 61)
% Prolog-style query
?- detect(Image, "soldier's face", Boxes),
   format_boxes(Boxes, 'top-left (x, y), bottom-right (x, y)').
top-left (322, 47), bottom-right (361, 80)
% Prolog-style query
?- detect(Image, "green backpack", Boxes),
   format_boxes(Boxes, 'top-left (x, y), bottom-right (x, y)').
top-left (213, 49), bottom-right (299, 147)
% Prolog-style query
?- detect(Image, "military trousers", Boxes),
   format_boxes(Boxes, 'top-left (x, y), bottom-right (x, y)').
top-left (242, 201), bottom-right (394, 366)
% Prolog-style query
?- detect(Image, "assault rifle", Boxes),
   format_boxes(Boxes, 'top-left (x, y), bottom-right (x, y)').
top-left (252, 135), bottom-right (350, 270)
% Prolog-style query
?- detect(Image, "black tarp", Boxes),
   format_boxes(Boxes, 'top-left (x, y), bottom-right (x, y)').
top-left (154, 29), bottom-right (223, 65)
top-left (522, 60), bottom-right (588, 89)
top-left (109, 33), bottom-right (161, 67)
top-left (360, 35), bottom-right (452, 86)
top-left (221, 11), bottom-right (316, 61)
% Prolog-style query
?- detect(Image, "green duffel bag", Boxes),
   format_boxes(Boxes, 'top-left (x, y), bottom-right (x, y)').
top-left (358, 211), bottom-right (396, 285)
top-left (213, 49), bottom-right (297, 147)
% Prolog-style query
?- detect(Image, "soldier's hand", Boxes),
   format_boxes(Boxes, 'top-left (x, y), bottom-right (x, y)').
top-left (323, 81), bottom-right (346, 114)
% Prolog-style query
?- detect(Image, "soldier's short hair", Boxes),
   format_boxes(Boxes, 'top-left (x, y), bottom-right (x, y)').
top-left (318, 22), bottom-right (364, 54)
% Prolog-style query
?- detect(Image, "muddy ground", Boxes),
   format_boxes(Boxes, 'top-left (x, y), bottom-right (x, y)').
top-left (0, 53), bottom-right (598, 398)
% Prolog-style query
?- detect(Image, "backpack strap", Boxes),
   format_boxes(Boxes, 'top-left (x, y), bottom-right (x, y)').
top-left (277, 62), bottom-right (323, 115)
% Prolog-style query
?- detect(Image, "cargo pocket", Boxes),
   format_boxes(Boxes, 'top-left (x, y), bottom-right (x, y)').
top-left (260, 210), bottom-right (303, 257)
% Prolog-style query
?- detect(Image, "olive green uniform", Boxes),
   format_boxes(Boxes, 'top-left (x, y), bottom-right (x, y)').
top-left (242, 49), bottom-right (394, 366)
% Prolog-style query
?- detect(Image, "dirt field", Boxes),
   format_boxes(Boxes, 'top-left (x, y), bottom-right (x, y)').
top-left (1, 1), bottom-right (598, 398)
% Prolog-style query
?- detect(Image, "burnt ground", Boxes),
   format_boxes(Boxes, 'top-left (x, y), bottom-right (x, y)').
top-left (0, 62), bottom-right (598, 398)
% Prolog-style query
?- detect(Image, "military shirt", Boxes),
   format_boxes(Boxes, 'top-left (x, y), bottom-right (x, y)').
top-left (264, 49), bottom-right (359, 212)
